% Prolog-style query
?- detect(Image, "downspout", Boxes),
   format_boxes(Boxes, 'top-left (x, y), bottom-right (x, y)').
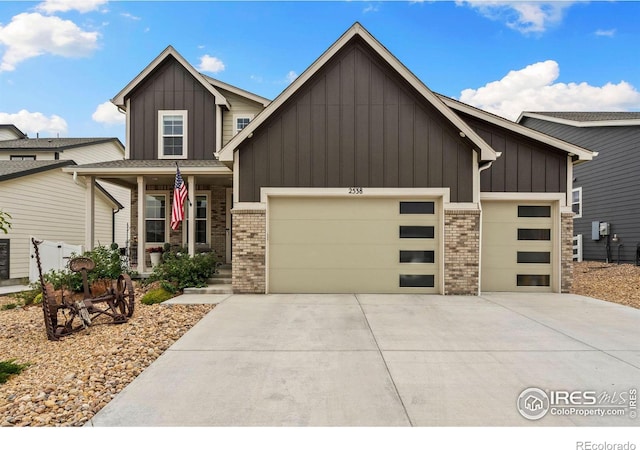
top-left (112, 207), bottom-right (123, 245)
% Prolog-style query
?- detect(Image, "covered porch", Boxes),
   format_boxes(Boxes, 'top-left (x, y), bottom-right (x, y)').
top-left (63, 160), bottom-right (233, 274)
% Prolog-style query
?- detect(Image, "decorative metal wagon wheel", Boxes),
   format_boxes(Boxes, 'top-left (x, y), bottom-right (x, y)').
top-left (32, 238), bottom-right (135, 341)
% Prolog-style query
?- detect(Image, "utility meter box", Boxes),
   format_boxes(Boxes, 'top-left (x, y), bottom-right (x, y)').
top-left (592, 221), bottom-right (611, 240)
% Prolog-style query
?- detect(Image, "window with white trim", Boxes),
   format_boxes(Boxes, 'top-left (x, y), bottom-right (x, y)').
top-left (184, 194), bottom-right (209, 245)
top-left (158, 110), bottom-right (188, 159)
top-left (145, 194), bottom-right (167, 243)
top-left (234, 114), bottom-right (254, 135)
top-left (572, 187), bottom-right (582, 218)
top-left (10, 155), bottom-right (36, 160)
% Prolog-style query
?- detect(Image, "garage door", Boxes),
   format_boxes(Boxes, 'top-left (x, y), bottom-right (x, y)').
top-left (268, 197), bottom-right (439, 293)
top-left (481, 201), bottom-right (555, 292)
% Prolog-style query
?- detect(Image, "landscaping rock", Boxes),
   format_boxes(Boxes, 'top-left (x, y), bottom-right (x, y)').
top-left (0, 292), bottom-right (213, 427)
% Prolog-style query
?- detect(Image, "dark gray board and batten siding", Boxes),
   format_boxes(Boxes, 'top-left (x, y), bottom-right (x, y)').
top-left (128, 56), bottom-right (218, 160)
top-left (238, 37), bottom-right (475, 203)
top-left (521, 116), bottom-right (640, 262)
top-left (455, 114), bottom-right (568, 194)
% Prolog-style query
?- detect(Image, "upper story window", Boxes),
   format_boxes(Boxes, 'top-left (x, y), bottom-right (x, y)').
top-left (572, 187), bottom-right (582, 218)
top-left (158, 110), bottom-right (188, 159)
top-left (234, 114), bottom-right (254, 135)
top-left (10, 155), bottom-right (36, 160)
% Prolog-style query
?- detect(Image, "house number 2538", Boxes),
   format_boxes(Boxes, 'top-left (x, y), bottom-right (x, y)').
top-left (348, 187), bottom-right (363, 194)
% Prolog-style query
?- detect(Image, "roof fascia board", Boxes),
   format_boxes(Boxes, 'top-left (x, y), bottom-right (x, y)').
top-left (202, 75), bottom-right (271, 107)
top-left (0, 161), bottom-right (76, 182)
top-left (442, 98), bottom-right (595, 161)
top-left (61, 166), bottom-right (232, 176)
top-left (0, 124), bottom-right (27, 138)
top-left (95, 182), bottom-right (124, 210)
top-left (112, 46), bottom-right (229, 108)
top-left (518, 112), bottom-right (640, 128)
top-left (0, 138), bottom-right (124, 152)
top-left (218, 23), bottom-right (497, 163)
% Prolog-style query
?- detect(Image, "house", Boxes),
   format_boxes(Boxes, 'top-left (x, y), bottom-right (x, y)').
top-left (0, 160), bottom-right (123, 284)
top-left (68, 23), bottom-right (595, 295)
top-left (0, 125), bottom-right (131, 247)
top-left (518, 112), bottom-right (640, 263)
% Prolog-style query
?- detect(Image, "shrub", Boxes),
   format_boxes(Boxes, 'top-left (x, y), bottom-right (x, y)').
top-left (8, 289), bottom-right (40, 306)
top-left (148, 250), bottom-right (216, 292)
top-left (0, 359), bottom-right (29, 384)
top-left (1, 303), bottom-right (17, 311)
top-left (33, 245), bottom-right (129, 293)
top-left (141, 287), bottom-right (174, 305)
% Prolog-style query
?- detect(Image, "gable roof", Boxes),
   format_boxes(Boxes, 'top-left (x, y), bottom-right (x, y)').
top-left (202, 75), bottom-right (271, 107)
top-left (518, 111), bottom-right (640, 128)
top-left (217, 22), bottom-right (499, 164)
top-left (111, 45), bottom-right (229, 109)
top-left (0, 160), bottom-right (75, 181)
top-left (0, 124), bottom-right (27, 139)
top-left (0, 160), bottom-right (123, 210)
top-left (0, 137), bottom-right (123, 152)
top-left (438, 95), bottom-right (595, 161)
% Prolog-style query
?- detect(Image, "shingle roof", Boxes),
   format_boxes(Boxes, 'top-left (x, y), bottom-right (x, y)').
top-left (526, 112), bottom-right (640, 122)
top-left (72, 159), bottom-right (227, 169)
top-left (0, 160), bottom-right (75, 181)
top-left (0, 137), bottom-right (119, 151)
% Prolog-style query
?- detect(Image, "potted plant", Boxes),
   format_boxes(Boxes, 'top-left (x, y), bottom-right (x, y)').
top-left (146, 246), bottom-right (163, 267)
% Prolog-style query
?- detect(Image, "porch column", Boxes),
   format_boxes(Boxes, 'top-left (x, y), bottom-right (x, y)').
top-left (187, 175), bottom-right (196, 257)
top-left (137, 176), bottom-right (146, 272)
top-left (85, 176), bottom-right (95, 251)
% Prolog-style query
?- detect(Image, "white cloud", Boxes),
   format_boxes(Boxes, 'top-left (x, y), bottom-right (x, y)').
top-left (92, 101), bottom-right (125, 125)
top-left (120, 12), bottom-right (141, 21)
top-left (197, 54), bottom-right (225, 74)
top-left (0, 12), bottom-right (99, 72)
top-left (595, 29), bottom-right (616, 37)
top-left (250, 74), bottom-right (263, 83)
top-left (458, 1), bottom-right (573, 34)
top-left (285, 70), bottom-right (297, 84)
top-left (363, 3), bottom-right (380, 14)
top-left (0, 110), bottom-right (67, 136)
top-left (37, 0), bottom-right (108, 14)
top-left (459, 60), bottom-right (640, 121)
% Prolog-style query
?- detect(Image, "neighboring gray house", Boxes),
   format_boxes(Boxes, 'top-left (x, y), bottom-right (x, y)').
top-left (70, 23), bottom-right (596, 294)
top-left (518, 112), bottom-right (640, 263)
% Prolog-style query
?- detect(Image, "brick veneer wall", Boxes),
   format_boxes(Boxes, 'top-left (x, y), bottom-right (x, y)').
top-left (211, 187), bottom-right (227, 262)
top-left (444, 209), bottom-right (480, 295)
top-left (232, 208), bottom-right (266, 293)
top-left (561, 212), bottom-right (573, 293)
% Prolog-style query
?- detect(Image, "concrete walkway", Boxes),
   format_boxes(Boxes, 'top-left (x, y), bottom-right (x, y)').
top-left (88, 293), bottom-right (640, 426)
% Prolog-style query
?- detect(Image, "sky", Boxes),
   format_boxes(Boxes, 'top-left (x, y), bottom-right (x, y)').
top-left (0, 0), bottom-right (639, 143)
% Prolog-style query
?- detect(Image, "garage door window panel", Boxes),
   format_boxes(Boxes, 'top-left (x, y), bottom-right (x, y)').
top-left (518, 228), bottom-right (551, 241)
top-left (517, 251), bottom-right (551, 264)
top-left (517, 274), bottom-right (550, 287)
top-left (400, 274), bottom-right (434, 288)
top-left (518, 206), bottom-right (551, 218)
top-left (400, 201), bottom-right (435, 214)
top-left (400, 226), bottom-right (435, 239)
top-left (400, 250), bottom-right (435, 264)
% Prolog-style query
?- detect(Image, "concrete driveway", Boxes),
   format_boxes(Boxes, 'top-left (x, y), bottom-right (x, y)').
top-left (88, 293), bottom-right (640, 426)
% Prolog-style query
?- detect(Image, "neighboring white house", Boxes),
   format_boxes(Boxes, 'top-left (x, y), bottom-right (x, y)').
top-left (0, 160), bottom-right (123, 284)
top-left (0, 124), bottom-right (130, 284)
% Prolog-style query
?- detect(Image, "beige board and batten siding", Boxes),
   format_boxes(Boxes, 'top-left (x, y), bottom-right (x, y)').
top-left (268, 196), bottom-right (440, 293)
top-left (481, 201), bottom-right (556, 292)
top-left (0, 169), bottom-right (114, 279)
top-left (219, 88), bottom-right (266, 146)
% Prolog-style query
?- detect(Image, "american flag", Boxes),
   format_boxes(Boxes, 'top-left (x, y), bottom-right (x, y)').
top-left (170, 165), bottom-right (188, 230)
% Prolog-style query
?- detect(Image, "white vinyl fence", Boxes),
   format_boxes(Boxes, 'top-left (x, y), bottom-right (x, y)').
top-left (572, 234), bottom-right (583, 262)
top-left (29, 238), bottom-right (82, 283)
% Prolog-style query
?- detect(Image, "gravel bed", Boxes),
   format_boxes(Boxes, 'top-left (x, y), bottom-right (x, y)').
top-left (572, 261), bottom-right (640, 309)
top-left (0, 290), bottom-right (213, 427)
